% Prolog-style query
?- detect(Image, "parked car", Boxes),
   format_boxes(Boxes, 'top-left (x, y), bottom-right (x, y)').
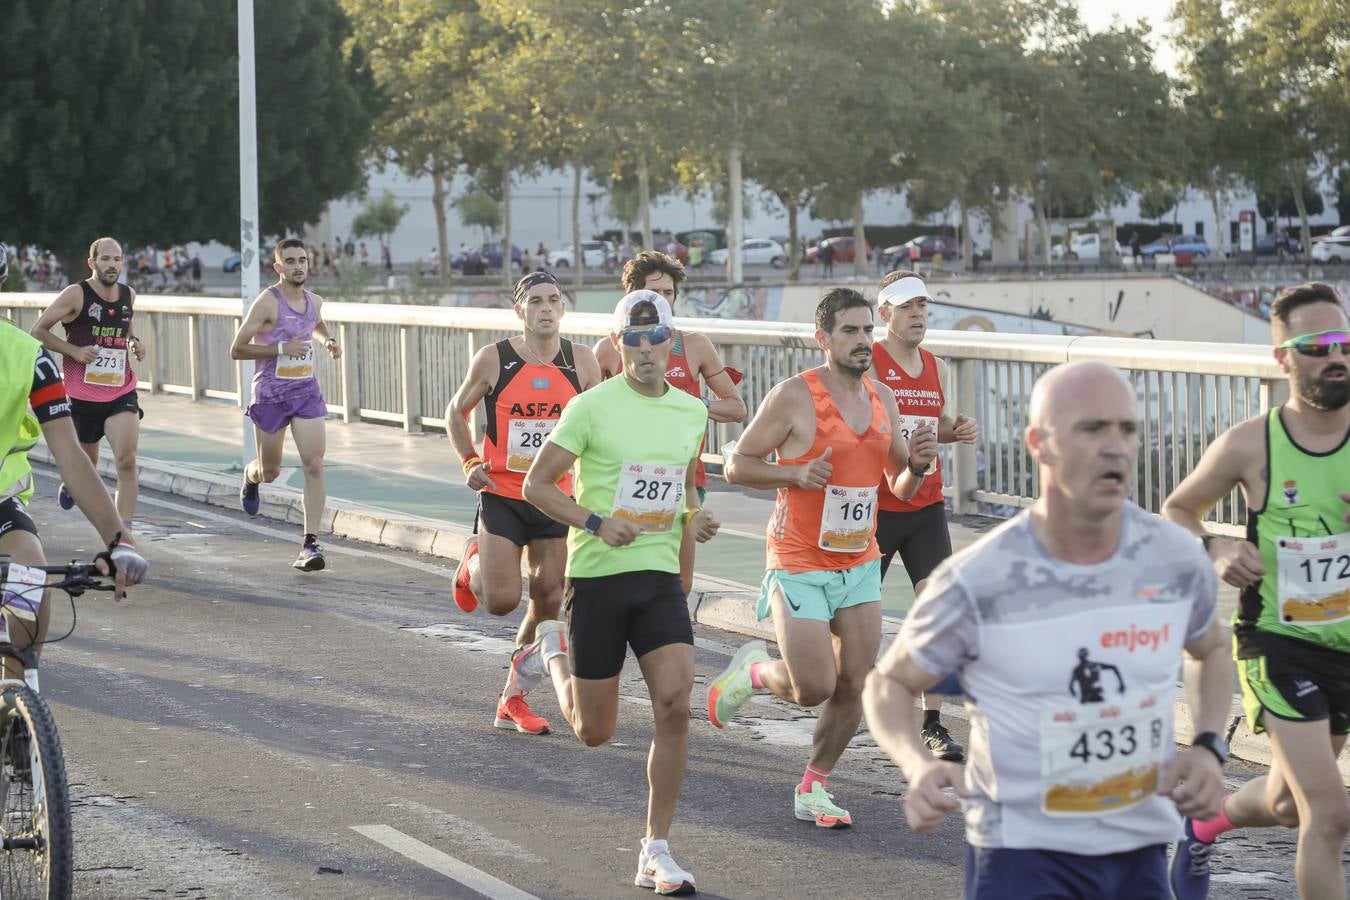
top-left (803, 236), bottom-right (872, 264)
top-left (881, 234), bottom-right (958, 266)
top-left (452, 243), bottom-right (523, 273)
top-left (1139, 234), bottom-right (1210, 258)
top-left (1050, 233), bottom-right (1121, 261)
top-left (1311, 226), bottom-right (1350, 262)
top-left (223, 254), bottom-right (241, 273)
top-left (1254, 231), bottom-right (1298, 257)
top-left (708, 238), bottom-right (787, 268)
top-left (547, 241), bottom-right (615, 269)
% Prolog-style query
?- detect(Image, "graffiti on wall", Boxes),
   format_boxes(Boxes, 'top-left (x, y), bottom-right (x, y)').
top-left (1202, 281), bottom-right (1350, 321)
top-left (673, 286), bottom-right (779, 321)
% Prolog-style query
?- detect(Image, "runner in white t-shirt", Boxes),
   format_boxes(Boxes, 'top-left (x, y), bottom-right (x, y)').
top-left (863, 360), bottom-right (1234, 900)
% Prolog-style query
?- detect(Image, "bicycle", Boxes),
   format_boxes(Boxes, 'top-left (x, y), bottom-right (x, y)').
top-left (0, 560), bottom-right (114, 900)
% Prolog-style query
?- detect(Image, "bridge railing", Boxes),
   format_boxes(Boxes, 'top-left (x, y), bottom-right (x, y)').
top-left (2, 293), bottom-right (1283, 534)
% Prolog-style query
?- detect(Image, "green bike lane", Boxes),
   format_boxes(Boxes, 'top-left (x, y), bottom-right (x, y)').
top-left (126, 395), bottom-right (1002, 616)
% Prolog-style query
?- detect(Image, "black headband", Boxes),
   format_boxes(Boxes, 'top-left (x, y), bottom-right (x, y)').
top-left (514, 271), bottom-right (561, 303)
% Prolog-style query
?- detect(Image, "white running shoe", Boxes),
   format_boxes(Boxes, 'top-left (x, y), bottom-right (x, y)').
top-left (634, 839), bottom-right (695, 896)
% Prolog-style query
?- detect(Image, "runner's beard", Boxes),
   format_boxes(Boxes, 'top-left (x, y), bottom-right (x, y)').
top-left (833, 349), bottom-right (871, 379)
top-left (1296, 365), bottom-right (1350, 411)
top-left (97, 270), bottom-right (119, 286)
top-left (287, 272), bottom-right (308, 286)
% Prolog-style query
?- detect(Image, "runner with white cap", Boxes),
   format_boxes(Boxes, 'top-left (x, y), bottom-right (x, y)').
top-left (870, 269), bottom-right (980, 763)
top-left (516, 289), bottom-right (718, 895)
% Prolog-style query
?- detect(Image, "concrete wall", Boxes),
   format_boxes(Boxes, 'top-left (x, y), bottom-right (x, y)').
top-left (431, 274), bottom-right (1266, 343)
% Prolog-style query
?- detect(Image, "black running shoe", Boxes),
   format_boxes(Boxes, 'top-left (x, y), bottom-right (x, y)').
top-left (293, 542), bottom-right (325, 572)
top-left (921, 721), bottom-right (966, 763)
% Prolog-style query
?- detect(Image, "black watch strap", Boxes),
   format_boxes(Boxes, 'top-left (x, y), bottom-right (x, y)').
top-left (1192, 730), bottom-right (1229, 765)
top-left (583, 512), bottom-right (603, 535)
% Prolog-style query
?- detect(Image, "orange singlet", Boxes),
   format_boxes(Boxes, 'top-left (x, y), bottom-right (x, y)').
top-left (766, 369), bottom-right (891, 573)
top-left (481, 338), bottom-right (583, 501)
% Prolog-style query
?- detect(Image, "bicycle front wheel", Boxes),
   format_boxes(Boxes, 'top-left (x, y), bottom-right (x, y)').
top-left (0, 686), bottom-right (72, 900)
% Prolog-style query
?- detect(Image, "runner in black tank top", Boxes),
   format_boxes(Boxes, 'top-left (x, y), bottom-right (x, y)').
top-left (29, 237), bottom-right (147, 529)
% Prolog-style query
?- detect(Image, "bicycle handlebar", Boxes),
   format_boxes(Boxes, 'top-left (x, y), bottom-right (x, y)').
top-left (0, 561), bottom-right (116, 597)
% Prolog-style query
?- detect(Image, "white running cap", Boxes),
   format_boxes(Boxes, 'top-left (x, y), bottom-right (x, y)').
top-left (612, 290), bottom-right (673, 332)
top-left (877, 275), bottom-right (931, 306)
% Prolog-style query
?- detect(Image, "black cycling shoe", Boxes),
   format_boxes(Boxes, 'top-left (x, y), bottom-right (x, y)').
top-left (921, 721), bottom-right (966, 763)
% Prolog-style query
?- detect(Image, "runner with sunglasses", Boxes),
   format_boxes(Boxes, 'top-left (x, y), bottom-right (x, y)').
top-left (516, 290), bottom-right (717, 895)
top-left (1163, 282), bottom-right (1350, 900)
top-left (447, 271), bottom-right (602, 736)
top-left (595, 251), bottom-right (747, 595)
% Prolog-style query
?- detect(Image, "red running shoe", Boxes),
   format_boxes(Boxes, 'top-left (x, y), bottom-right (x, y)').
top-left (452, 538), bottom-right (480, 612)
top-left (494, 693), bottom-right (550, 735)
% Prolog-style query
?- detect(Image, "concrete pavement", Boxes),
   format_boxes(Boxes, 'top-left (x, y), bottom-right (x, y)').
top-left (24, 470), bottom-right (1303, 899)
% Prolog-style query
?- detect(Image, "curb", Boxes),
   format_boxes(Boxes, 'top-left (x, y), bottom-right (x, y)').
top-left (37, 445), bottom-right (1336, 783)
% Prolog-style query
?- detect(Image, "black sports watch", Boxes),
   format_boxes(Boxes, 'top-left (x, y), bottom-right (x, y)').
top-left (583, 512), bottom-right (604, 536)
top-left (1191, 731), bottom-right (1230, 765)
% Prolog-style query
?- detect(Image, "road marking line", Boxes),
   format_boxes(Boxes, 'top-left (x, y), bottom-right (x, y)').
top-left (351, 824), bottom-right (539, 900)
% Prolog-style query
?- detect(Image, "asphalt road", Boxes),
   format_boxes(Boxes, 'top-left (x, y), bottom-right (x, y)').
top-left (20, 468), bottom-right (1306, 899)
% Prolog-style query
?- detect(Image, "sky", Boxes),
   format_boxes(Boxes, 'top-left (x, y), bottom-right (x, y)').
top-left (1077, 0), bottom-right (1182, 74)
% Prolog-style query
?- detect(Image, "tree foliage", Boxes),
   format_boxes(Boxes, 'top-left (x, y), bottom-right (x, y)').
top-left (0, 0), bottom-right (378, 277)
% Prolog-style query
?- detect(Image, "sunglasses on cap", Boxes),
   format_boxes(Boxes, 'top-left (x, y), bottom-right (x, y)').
top-left (619, 324), bottom-right (672, 347)
top-left (1278, 329), bottom-right (1350, 357)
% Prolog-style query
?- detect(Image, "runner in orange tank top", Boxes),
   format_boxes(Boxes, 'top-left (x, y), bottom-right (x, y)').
top-left (709, 288), bottom-right (938, 829)
top-left (870, 270), bottom-right (980, 764)
top-left (447, 272), bottom-right (603, 736)
top-left (594, 251), bottom-right (746, 595)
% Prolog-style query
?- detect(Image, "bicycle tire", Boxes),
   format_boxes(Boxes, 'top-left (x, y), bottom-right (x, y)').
top-left (0, 686), bottom-right (72, 900)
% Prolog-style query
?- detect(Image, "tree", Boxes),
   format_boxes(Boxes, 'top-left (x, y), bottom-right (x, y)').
top-left (1, 0), bottom-right (377, 280)
top-left (342, 0), bottom-right (490, 284)
top-left (350, 191), bottom-right (410, 248)
top-left (921, 0), bottom-right (1174, 263)
top-left (1258, 182), bottom-right (1325, 224)
top-left (1138, 186), bottom-right (1182, 224)
top-left (454, 191), bottom-right (502, 244)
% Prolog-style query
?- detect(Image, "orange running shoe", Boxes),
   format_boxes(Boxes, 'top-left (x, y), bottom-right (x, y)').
top-left (452, 538), bottom-right (480, 612)
top-left (494, 693), bottom-right (550, 735)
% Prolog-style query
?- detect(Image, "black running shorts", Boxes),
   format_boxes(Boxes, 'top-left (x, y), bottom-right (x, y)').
top-left (0, 497), bottom-right (38, 541)
top-left (565, 570), bottom-right (693, 680)
top-left (476, 491), bottom-right (567, 547)
top-left (876, 501), bottom-right (952, 587)
top-left (70, 391), bottom-right (143, 445)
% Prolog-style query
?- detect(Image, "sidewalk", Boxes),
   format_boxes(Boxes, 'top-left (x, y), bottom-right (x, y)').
top-left (35, 392), bottom-right (1298, 778)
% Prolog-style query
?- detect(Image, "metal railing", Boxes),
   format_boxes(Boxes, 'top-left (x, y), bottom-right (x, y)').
top-left (2, 293), bottom-right (1284, 534)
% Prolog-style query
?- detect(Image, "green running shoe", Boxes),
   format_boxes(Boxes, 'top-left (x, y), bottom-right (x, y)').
top-left (794, 782), bottom-right (853, 829)
top-left (707, 640), bottom-right (769, 728)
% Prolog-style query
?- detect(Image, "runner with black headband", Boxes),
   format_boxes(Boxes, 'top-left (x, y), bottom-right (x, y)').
top-left (447, 271), bottom-right (602, 735)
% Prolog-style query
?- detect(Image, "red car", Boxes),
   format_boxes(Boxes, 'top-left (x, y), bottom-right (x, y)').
top-left (804, 236), bottom-right (872, 264)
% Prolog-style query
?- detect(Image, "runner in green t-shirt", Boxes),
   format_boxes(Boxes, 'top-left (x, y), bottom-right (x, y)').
top-left (519, 290), bottom-right (719, 896)
top-left (1163, 282), bottom-right (1350, 900)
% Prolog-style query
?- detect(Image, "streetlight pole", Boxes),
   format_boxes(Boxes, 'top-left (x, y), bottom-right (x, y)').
top-left (553, 186), bottom-right (562, 241)
top-left (237, 0), bottom-right (260, 471)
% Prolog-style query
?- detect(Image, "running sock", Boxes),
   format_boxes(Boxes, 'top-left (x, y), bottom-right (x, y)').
top-left (1191, 795), bottom-right (1236, 843)
top-left (922, 709), bottom-right (941, 728)
top-left (643, 838), bottom-right (668, 857)
top-left (502, 647), bottom-right (525, 698)
top-left (303, 533), bottom-right (318, 547)
top-left (749, 661), bottom-right (766, 690)
top-left (800, 763), bottom-right (830, 794)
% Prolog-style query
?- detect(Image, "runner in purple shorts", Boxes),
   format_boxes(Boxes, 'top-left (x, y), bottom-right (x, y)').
top-left (229, 238), bottom-right (341, 571)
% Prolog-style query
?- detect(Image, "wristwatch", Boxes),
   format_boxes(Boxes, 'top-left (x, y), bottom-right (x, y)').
top-left (583, 512), bottom-right (604, 536)
top-left (908, 458), bottom-right (928, 477)
top-left (1200, 533), bottom-right (1219, 554)
top-left (1191, 731), bottom-right (1230, 765)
